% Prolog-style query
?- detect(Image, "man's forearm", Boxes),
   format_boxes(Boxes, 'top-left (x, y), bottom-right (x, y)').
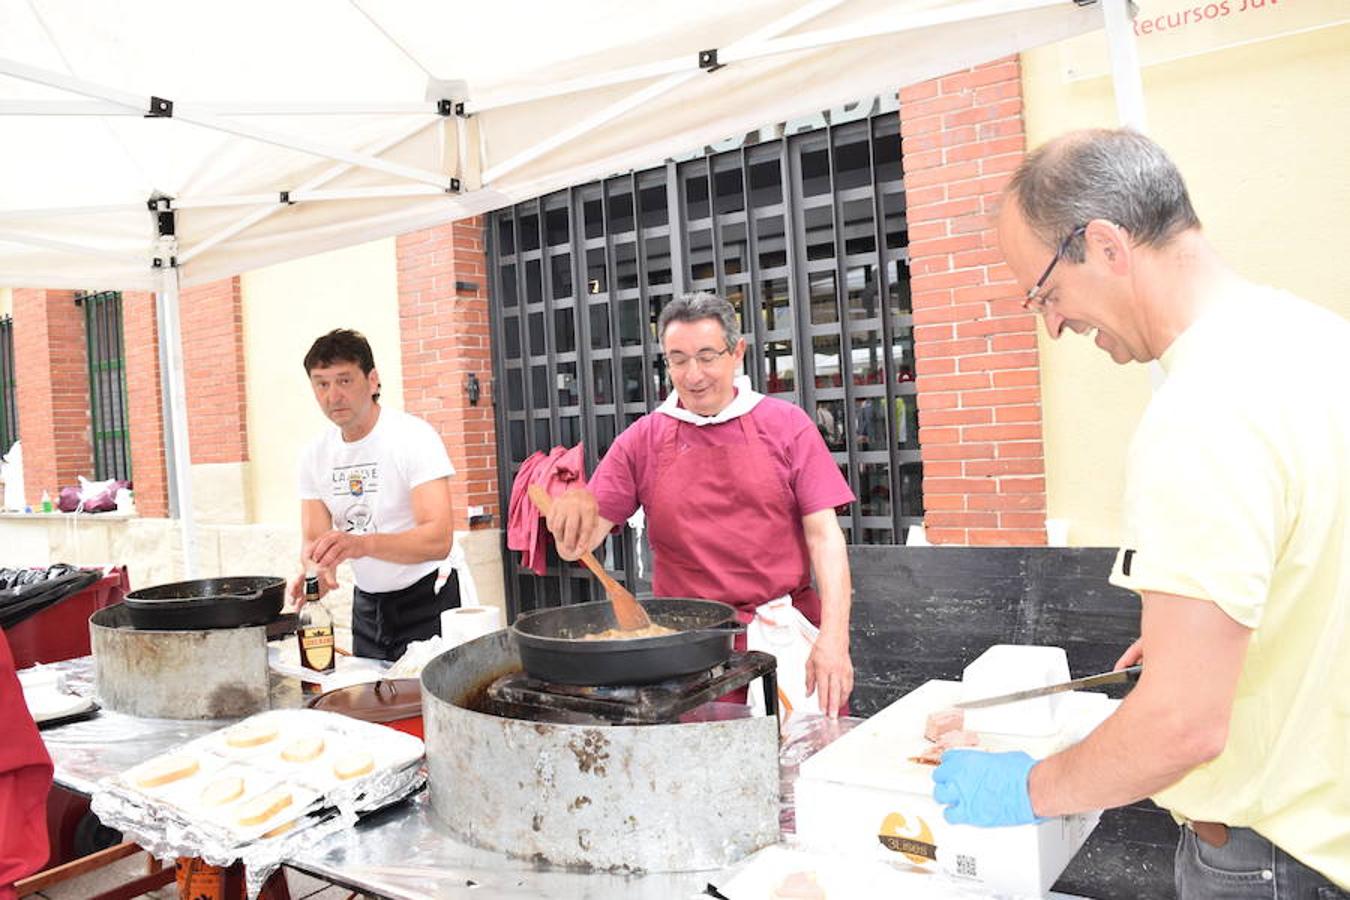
top-left (362, 524), bottom-right (452, 565)
top-left (1029, 687), bottom-right (1222, 817)
top-left (806, 527), bottom-right (851, 642)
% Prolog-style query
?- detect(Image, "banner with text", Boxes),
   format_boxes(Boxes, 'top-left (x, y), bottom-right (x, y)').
top-left (1059, 0), bottom-right (1347, 81)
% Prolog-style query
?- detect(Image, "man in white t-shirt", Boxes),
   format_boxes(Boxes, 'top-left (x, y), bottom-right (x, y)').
top-left (929, 129), bottom-right (1348, 897)
top-left (293, 329), bottom-right (458, 660)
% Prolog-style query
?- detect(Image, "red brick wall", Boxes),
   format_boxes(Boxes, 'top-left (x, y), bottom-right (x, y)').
top-left (12, 289), bottom-right (91, 507)
top-left (395, 219), bottom-right (499, 532)
top-left (899, 56), bottom-right (1047, 546)
top-left (123, 291), bottom-right (169, 516)
top-left (180, 277), bottom-right (249, 464)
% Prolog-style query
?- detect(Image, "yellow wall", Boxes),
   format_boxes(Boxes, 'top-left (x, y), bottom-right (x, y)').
top-left (1023, 22), bottom-right (1350, 545)
top-left (240, 238), bottom-right (403, 526)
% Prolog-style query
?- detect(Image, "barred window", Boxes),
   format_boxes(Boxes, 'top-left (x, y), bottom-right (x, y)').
top-left (0, 315), bottom-right (17, 455)
top-left (77, 291), bottom-right (131, 481)
top-left (490, 102), bottom-right (923, 617)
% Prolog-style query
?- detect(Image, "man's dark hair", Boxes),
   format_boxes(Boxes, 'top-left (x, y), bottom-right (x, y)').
top-left (1008, 128), bottom-right (1201, 262)
top-left (303, 329), bottom-right (379, 402)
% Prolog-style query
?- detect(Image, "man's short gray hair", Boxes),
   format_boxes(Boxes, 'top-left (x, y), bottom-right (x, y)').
top-left (656, 292), bottom-right (741, 350)
top-left (1008, 128), bottom-right (1201, 262)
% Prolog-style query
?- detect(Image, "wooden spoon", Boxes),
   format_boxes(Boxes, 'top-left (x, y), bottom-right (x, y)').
top-left (528, 484), bottom-right (653, 631)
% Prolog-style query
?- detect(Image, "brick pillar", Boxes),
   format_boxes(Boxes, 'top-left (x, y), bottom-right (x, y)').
top-left (123, 291), bottom-right (169, 516)
top-left (180, 277), bottom-right (248, 464)
top-left (900, 56), bottom-right (1048, 546)
top-left (395, 219), bottom-right (498, 532)
top-left (12, 289), bottom-right (91, 507)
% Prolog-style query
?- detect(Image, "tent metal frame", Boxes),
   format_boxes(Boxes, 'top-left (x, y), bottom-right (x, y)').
top-left (0, 57), bottom-right (455, 189)
top-left (0, 0), bottom-right (1145, 576)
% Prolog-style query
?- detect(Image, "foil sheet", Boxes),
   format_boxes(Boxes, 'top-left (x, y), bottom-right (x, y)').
top-left (39, 655), bottom-right (305, 795)
top-left (89, 708), bottom-right (427, 900)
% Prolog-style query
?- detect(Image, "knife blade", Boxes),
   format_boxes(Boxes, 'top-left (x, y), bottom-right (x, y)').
top-left (953, 664), bottom-right (1143, 710)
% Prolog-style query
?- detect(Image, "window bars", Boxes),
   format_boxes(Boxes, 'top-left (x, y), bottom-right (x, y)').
top-left (77, 291), bottom-right (131, 482)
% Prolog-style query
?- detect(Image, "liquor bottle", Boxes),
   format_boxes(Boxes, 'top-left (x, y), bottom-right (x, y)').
top-left (297, 572), bottom-right (335, 692)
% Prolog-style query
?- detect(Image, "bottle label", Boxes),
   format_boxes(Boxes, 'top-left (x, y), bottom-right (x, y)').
top-left (300, 627), bottom-right (335, 672)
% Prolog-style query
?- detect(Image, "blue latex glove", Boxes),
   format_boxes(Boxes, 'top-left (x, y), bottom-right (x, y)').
top-left (932, 749), bottom-right (1045, 827)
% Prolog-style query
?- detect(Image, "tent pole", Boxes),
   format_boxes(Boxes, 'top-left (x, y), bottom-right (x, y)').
top-left (1102, 0), bottom-right (1148, 131)
top-left (481, 0), bottom-right (850, 184)
top-left (156, 266), bottom-right (199, 578)
top-left (179, 117), bottom-right (441, 266)
top-left (0, 56), bottom-right (448, 189)
top-left (466, 0), bottom-right (1060, 114)
top-left (0, 229), bottom-right (144, 262)
top-left (0, 99), bottom-right (438, 117)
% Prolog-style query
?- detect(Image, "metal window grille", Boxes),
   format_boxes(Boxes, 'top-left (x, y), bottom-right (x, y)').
top-left (0, 316), bottom-right (17, 455)
top-left (77, 291), bottom-right (131, 481)
top-left (490, 103), bottom-right (922, 618)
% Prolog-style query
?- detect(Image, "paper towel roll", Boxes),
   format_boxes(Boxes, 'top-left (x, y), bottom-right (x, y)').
top-left (440, 605), bottom-right (504, 648)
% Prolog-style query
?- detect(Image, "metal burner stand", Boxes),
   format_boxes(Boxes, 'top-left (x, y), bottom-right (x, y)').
top-left (486, 650), bottom-right (778, 725)
top-left (422, 631), bottom-right (780, 872)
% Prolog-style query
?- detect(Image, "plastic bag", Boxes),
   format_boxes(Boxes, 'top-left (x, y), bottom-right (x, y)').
top-left (56, 476), bottom-right (127, 513)
top-left (57, 485), bottom-right (82, 512)
top-left (747, 596), bottom-right (822, 722)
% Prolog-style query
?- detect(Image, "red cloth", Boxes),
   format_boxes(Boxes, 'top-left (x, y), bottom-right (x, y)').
top-left (506, 444), bottom-right (588, 575)
top-left (0, 630), bottom-right (53, 898)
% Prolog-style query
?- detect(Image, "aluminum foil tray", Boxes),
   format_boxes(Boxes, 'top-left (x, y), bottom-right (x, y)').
top-left (91, 708), bottom-right (425, 898)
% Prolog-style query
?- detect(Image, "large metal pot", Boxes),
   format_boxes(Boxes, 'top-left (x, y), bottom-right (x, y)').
top-left (511, 597), bottom-right (743, 685)
top-left (123, 576), bottom-right (284, 630)
top-left (421, 630), bottom-right (780, 872)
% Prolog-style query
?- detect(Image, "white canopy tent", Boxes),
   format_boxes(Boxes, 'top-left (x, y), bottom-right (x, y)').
top-left (0, 0), bottom-right (1143, 575)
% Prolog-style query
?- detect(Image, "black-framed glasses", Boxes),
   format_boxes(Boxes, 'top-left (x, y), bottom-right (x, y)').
top-left (664, 347), bottom-right (731, 370)
top-left (1023, 225), bottom-right (1087, 311)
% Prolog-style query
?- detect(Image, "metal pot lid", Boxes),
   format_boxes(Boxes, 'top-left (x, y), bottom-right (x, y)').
top-left (308, 678), bottom-right (422, 723)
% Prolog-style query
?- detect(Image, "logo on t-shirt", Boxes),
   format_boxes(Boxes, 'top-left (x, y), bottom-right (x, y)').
top-left (331, 463), bottom-right (380, 534)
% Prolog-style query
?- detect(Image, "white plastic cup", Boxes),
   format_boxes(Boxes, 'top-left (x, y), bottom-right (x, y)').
top-left (1045, 518), bottom-right (1070, 547)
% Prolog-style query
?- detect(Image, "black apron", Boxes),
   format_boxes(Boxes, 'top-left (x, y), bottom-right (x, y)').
top-left (353, 568), bottom-right (460, 661)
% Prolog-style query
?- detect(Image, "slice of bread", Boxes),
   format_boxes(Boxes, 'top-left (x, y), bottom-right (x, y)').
top-left (133, 755), bottom-right (199, 789)
top-left (225, 722), bottom-right (278, 749)
top-left (200, 775), bottom-right (245, 807)
top-left (333, 751), bottom-right (375, 781)
top-left (280, 735), bottom-right (325, 763)
top-left (262, 819), bottom-right (297, 839)
top-left (237, 788), bottom-right (293, 827)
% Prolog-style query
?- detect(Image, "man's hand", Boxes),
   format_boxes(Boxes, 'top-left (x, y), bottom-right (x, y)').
top-left (1114, 637), bottom-right (1143, 670)
top-left (545, 489), bottom-right (600, 560)
top-left (286, 564), bottom-right (338, 609)
top-left (805, 631), bottom-right (853, 718)
top-left (309, 530), bottom-right (369, 570)
top-left (933, 750), bottom-right (1044, 827)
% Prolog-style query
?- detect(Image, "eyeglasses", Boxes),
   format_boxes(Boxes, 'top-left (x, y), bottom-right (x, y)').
top-left (664, 348), bottom-right (731, 370)
top-left (1023, 225), bottom-right (1087, 311)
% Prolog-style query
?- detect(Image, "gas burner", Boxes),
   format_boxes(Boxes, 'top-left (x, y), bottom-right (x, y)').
top-left (486, 651), bottom-right (778, 725)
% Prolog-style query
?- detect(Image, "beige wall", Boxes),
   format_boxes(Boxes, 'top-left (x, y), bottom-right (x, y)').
top-left (0, 288), bottom-right (11, 317)
top-left (1023, 23), bottom-right (1350, 545)
top-left (239, 237), bottom-right (404, 528)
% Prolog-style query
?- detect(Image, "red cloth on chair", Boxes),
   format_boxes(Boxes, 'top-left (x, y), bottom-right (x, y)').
top-left (0, 630), bottom-right (54, 899)
top-left (506, 444), bottom-right (588, 575)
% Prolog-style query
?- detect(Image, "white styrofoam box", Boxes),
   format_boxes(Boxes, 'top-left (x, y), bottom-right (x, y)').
top-left (795, 680), bottom-right (1116, 898)
top-left (961, 645), bottom-right (1071, 736)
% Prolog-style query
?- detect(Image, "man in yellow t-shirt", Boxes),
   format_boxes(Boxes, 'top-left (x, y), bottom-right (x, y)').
top-left (930, 129), bottom-right (1348, 897)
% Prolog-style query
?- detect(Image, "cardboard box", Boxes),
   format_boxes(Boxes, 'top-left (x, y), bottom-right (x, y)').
top-left (795, 680), bottom-right (1116, 897)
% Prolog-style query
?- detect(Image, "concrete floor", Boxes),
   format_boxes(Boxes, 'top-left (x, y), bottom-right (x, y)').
top-left (22, 854), bottom-right (358, 900)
